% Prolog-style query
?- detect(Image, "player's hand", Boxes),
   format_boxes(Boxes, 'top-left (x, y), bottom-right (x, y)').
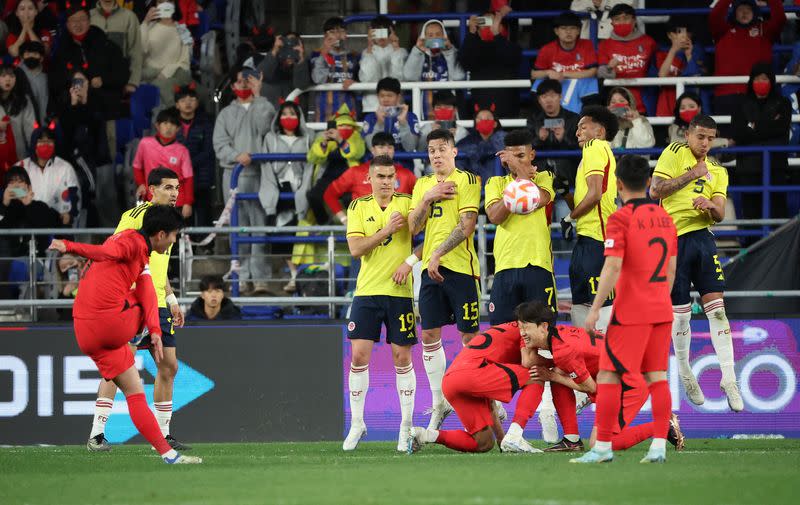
top-left (424, 181), bottom-right (456, 204)
top-left (382, 211), bottom-right (406, 235)
top-left (689, 159), bottom-right (709, 180)
top-left (692, 196), bottom-right (715, 212)
top-left (427, 253), bottom-right (444, 283)
top-left (560, 217), bottom-right (575, 241)
top-left (530, 365), bottom-right (554, 382)
top-left (584, 307), bottom-right (600, 333)
top-left (135, 184), bottom-right (147, 200)
top-left (392, 262), bottom-right (413, 285)
top-left (48, 239), bottom-right (67, 253)
top-left (150, 333), bottom-right (164, 363)
top-left (170, 303), bottom-right (184, 328)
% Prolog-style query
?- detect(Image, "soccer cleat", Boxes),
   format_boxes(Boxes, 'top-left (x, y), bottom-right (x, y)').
top-left (539, 409), bottom-right (559, 444)
top-left (668, 413), bottom-right (685, 451)
top-left (681, 373), bottom-right (705, 405)
top-left (721, 381), bottom-right (744, 412)
top-left (165, 435), bottom-right (192, 451)
top-left (86, 434), bottom-right (112, 452)
top-left (163, 453), bottom-right (203, 464)
top-left (494, 401), bottom-right (507, 422)
top-left (500, 432), bottom-right (542, 453)
top-left (396, 426), bottom-right (411, 452)
top-left (640, 447), bottom-right (666, 463)
top-left (342, 422), bottom-right (367, 451)
top-left (407, 427), bottom-right (427, 454)
top-left (570, 448), bottom-right (613, 464)
top-left (544, 437), bottom-right (585, 452)
top-left (425, 401), bottom-right (454, 431)
top-left (576, 395), bottom-right (593, 415)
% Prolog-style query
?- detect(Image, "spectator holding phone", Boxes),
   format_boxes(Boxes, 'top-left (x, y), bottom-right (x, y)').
top-left (606, 86), bottom-right (655, 149)
top-left (362, 77), bottom-right (419, 158)
top-left (311, 17), bottom-right (359, 121)
top-left (91, 0), bottom-right (144, 96)
top-left (456, 103), bottom-right (505, 185)
top-left (259, 31), bottom-right (311, 111)
top-left (359, 15), bottom-right (407, 114)
top-left (655, 18), bottom-right (707, 117)
top-left (0, 62), bottom-right (35, 174)
top-left (140, 0), bottom-right (192, 107)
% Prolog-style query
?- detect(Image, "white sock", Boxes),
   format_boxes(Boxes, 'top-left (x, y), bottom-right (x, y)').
top-left (595, 440), bottom-right (612, 452)
top-left (425, 428), bottom-right (439, 444)
top-left (154, 401), bottom-right (172, 437)
top-left (89, 397), bottom-right (114, 438)
top-left (570, 304), bottom-right (589, 328)
top-left (349, 363), bottom-right (369, 425)
top-left (597, 305), bottom-right (613, 332)
top-left (539, 381), bottom-right (554, 413)
top-left (422, 339), bottom-right (446, 407)
top-left (704, 299), bottom-right (736, 384)
top-left (565, 434), bottom-right (580, 443)
top-left (672, 304), bottom-right (693, 377)
top-left (395, 363), bottom-right (416, 429)
top-left (507, 422), bottom-right (523, 438)
top-left (650, 438), bottom-right (667, 450)
top-left (162, 448), bottom-right (178, 460)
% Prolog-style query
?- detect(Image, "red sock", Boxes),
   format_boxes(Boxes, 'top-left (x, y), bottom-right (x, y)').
top-left (595, 383), bottom-right (622, 443)
top-left (648, 380), bottom-right (671, 439)
top-left (551, 383), bottom-right (578, 436)
top-left (511, 382), bottom-right (543, 428)
top-left (612, 422), bottom-right (653, 450)
top-left (126, 393), bottom-right (171, 455)
top-left (436, 430), bottom-right (479, 452)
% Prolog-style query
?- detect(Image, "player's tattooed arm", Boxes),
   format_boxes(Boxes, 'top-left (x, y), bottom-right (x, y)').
top-left (408, 203), bottom-right (430, 235)
top-left (433, 211), bottom-right (478, 258)
top-left (650, 160), bottom-right (709, 199)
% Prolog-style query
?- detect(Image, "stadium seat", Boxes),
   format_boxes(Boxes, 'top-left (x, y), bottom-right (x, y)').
top-left (130, 84), bottom-right (161, 136)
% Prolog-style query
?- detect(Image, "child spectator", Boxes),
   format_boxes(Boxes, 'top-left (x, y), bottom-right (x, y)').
top-left (416, 91), bottom-right (468, 174)
top-left (606, 86), bottom-right (655, 149)
top-left (174, 83), bottom-right (214, 229)
top-left (668, 92), bottom-right (732, 148)
top-left (456, 104), bottom-right (505, 185)
top-left (311, 17), bottom-right (359, 121)
top-left (188, 275), bottom-right (242, 321)
top-left (656, 17), bottom-right (707, 117)
top-left (359, 15), bottom-right (407, 113)
top-left (5, 0), bottom-right (52, 57)
top-left (91, 0), bottom-right (144, 95)
top-left (0, 62), bottom-right (35, 174)
top-left (259, 31), bottom-right (311, 110)
top-left (140, 0), bottom-right (192, 107)
top-left (570, 0), bottom-right (636, 41)
top-left (362, 77), bottom-right (419, 157)
top-left (17, 40), bottom-right (46, 122)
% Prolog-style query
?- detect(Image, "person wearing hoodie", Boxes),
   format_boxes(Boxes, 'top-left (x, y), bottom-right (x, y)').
top-left (459, 8), bottom-right (521, 118)
top-left (597, 4), bottom-right (657, 115)
top-left (710, 0), bottom-right (785, 117)
top-left (731, 63), bottom-right (792, 221)
top-left (359, 15), bottom-right (407, 114)
top-left (91, 0), bottom-right (143, 95)
top-left (416, 91), bottom-right (468, 175)
top-left (213, 66), bottom-right (275, 294)
top-left (455, 104), bottom-right (505, 186)
top-left (606, 86), bottom-right (655, 149)
top-left (258, 30), bottom-right (312, 111)
top-left (570, 0), bottom-right (635, 41)
top-left (139, 1), bottom-right (192, 108)
top-left (18, 41), bottom-right (47, 123)
top-left (188, 275), bottom-right (242, 321)
top-left (668, 92), bottom-right (732, 149)
top-left (311, 17), bottom-right (359, 121)
top-left (402, 18), bottom-right (465, 119)
top-left (306, 103), bottom-right (366, 225)
top-left (0, 62), bottom-right (36, 172)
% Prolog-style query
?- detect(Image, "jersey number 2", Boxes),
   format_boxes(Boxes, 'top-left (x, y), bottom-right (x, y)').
top-left (648, 237), bottom-right (668, 283)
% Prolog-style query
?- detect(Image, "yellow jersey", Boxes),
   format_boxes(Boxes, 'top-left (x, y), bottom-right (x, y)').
top-left (115, 202), bottom-right (172, 308)
top-left (346, 193), bottom-right (413, 298)
top-left (484, 171), bottom-right (555, 273)
top-left (410, 168), bottom-right (481, 277)
top-left (653, 142), bottom-right (728, 236)
top-left (574, 139), bottom-right (617, 242)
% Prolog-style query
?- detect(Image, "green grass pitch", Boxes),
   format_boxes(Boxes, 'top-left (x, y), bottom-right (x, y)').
top-left (1, 439), bottom-right (798, 505)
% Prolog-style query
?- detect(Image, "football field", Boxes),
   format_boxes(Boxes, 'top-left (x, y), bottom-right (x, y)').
top-left (1, 439), bottom-right (797, 505)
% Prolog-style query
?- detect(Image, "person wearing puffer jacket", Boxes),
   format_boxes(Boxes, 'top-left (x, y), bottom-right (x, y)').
top-left (359, 15), bottom-right (407, 114)
top-left (402, 19), bottom-right (465, 119)
top-left (606, 86), bottom-right (655, 149)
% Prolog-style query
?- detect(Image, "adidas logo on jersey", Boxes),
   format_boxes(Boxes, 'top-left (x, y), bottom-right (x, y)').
top-left (367, 216), bottom-right (375, 222)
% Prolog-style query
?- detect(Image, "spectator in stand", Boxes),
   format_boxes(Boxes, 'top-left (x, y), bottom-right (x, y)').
top-left (19, 124), bottom-right (80, 225)
top-left (91, 0), bottom-right (143, 96)
top-left (403, 18), bottom-right (465, 119)
top-left (258, 31), bottom-right (311, 110)
top-left (133, 107), bottom-right (193, 218)
top-left (598, 3), bottom-right (657, 115)
top-left (606, 86), bottom-right (655, 149)
top-left (5, 0), bottom-right (52, 57)
top-left (188, 275), bottom-right (242, 321)
top-left (174, 83), bottom-right (214, 230)
top-left (17, 41), bottom-right (46, 122)
top-left (311, 17), bottom-right (359, 121)
top-left (456, 104), bottom-right (505, 185)
top-left (416, 90), bottom-right (469, 173)
top-left (527, 79), bottom-right (579, 198)
top-left (362, 77), bottom-right (419, 159)
top-left (323, 131), bottom-right (415, 226)
top-left (731, 62), bottom-right (791, 220)
top-left (306, 103), bottom-right (365, 225)
top-left (0, 62), bottom-right (35, 174)
top-left (260, 98), bottom-right (314, 293)
top-left (359, 15), bottom-right (407, 114)
top-left (571, 0), bottom-right (636, 41)
top-left (460, 6), bottom-right (521, 118)
top-left (213, 67), bottom-right (274, 294)
top-left (140, 0), bottom-right (192, 107)
top-left (710, 0), bottom-right (785, 118)
top-left (655, 17), bottom-right (707, 117)
top-left (668, 91), bottom-right (732, 148)
top-left (531, 11), bottom-right (599, 113)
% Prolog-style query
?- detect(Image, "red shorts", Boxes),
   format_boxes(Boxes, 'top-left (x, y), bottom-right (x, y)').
top-left (74, 305), bottom-right (144, 380)
top-left (442, 361), bottom-right (529, 434)
top-left (600, 321), bottom-right (671, 375)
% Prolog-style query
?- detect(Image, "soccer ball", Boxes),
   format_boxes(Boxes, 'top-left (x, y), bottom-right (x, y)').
top-left (502, 179), bottom-right (541, 215)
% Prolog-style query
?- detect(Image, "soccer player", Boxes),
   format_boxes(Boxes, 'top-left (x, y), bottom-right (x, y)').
top-left (571, 154), bottom-right (677, 464)
top-left (650, 114), bottom-right (742, 411)
top-left (408, 128), bottom-right (482, 429)
top-left (562, 105), bottom-right (619, 331)
top-left (49, 206), bottom-right (201, 464)
top-left (343, 155), bottom-right (418, 452)
top-left (86, 168), bottom-right (191, 451)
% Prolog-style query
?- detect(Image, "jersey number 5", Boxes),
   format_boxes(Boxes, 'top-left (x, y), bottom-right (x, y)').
top-left (693, 179), bottom-right (705, 194)
top-left (648, 237), bottom-right (668, 283)
top-left (429, 203), bottom-right (443, 218)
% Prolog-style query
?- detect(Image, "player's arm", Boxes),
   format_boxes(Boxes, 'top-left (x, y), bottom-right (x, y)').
top-left (585, 255), bottom-right (623, 332)
top-left (50, 236), bottom-right (135, 262)
top-left (533, 365), bottom-right (597, 394)
top-left (134, 266), bottom-right (164, 363)
top-left (520, 346), bottom-right (550, 368)
top-left (392, 243), bottom-right (422, 285)
top-left (650, 158), bottom-right (709, 200)
top-left (692, 194), bottom-right (725, 222)
top-left (164, 282), bottom-right (184, 328)
top-left (569, 173), bottom-right (602, 219)
top-left (346, 210), bottom-right (406, 259)
top-left (485, 199), bottom-right (510, 225)
top-left (432, 210), bottom-right (477, 259)
top-left (408, 181), bottom-right (456, 235)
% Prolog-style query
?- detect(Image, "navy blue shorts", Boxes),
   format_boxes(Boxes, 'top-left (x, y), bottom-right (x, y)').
top-left (488, 266), bottom-right (557, 325)
top-left (672, 229), bottom-right (725, 305)
top-left (569, 236), bottom-right (614, 307)
top-left (347, 295), bottom-right (417, 345)
top-left (131, 307), bottom-right (177, 349)
top-left (419, 268), bottom-right (480, 333)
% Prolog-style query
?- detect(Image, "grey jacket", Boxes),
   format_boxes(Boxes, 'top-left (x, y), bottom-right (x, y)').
top-left (0, 98), bottom-right (35, 161)
top-left (213, 96), bottom-right (276, 172)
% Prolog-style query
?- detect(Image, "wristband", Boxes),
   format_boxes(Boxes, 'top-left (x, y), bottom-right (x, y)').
top-left (404, 254), bottom-right (420, 267)
top-left (563, 215), bottom-right (575, 224)
top-left (166, 294), bottom-right (178, 306)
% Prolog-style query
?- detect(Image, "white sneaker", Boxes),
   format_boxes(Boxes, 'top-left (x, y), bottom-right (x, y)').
top-left (681, 373), bottom-right (705, 405)
top-left (164, 453), bottom-right (203, 464)
top-left (500, 431), bottom-right (542, 454)
top-left (721, 381), bottom-right (744, 412)
top-left (494, 401), bottom-right (507, 422)
top-left (397, 426), bottom-right (411, 452)
top-left (539, 409), bottom-right (559, 444)
top-left (425, 401), bottom-right (454, 430)
top-left (407, 426), bottom-right (427, 454)
top-left (342, 422), bottom-right (367, 451)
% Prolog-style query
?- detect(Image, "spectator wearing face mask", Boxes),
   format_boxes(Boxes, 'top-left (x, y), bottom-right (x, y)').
top-left (668, 92), bottom-right (732, 148)
top-left (570, 0), bottom-right (635, 41)
top-left (416, 91), bottom-right (469, 175)
top-left (403, 18), bottom-right (465, 119)
top-left (606, 86), bottom-right (655, 149)
top-left (655, 18), bottom-right (707, 117)
top-left (258, 31), bottom-right (311, 111)
top-left (140, 1), bottom-right (192, 107)
top-left (311, 17), bottom-right (359, 121)
top-left (456, 104), bottom-right (505, 185)
top-left (359, 15), bottom-right (407, 114)
top-left (91, 0), bottom-right (144, 96)
top-left (17, 40), bottom-right (46, 122)
top-left (363, 77), bottom-right (419, 158)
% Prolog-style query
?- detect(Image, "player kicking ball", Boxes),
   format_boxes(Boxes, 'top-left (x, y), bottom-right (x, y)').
top-left (49, 206), bottom-right (201, 464)
top-left (571, 155), bottom-right (677, 464)
top-left (343, 155), bottom-right (418, 452)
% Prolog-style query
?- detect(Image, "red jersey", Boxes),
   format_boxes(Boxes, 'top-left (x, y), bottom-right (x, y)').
top-left (654, 50), bottom-right (686, 117)
top-left (534, 39), bottom-right (597, 73)
top-left (549, 325), bottom-right (602, 383)
top-left (598, 35), bottom-right (657, 113)
top-left (323, 161), bottom-right (416, 214)
top-left (66, 230), bottom-right (161, 336)
top-left (133, 137), bottom-right (195, 207)
top-left (603, 198), bottom-right (677, 325)
top-left (448, 322), bottom-right (523, 372)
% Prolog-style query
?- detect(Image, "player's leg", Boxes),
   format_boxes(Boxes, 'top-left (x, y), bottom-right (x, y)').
top-left (502, 382), bottom-right (546, 453)
top-left (344, 296), bottom-right (380, 450)
top-left (418, 272), bottom-right (451, 428)
top-left (149, 308), bottom-right (190, 449)
top-left (671, 233), bottom-right (704, 404)
top-left (545, 381), bottom-right (583, 451)
top-left (87, 379), bottom-right (117, 451)
top-left (388, 296), bottom-right (418, 451)
top-left (637, 322), bottom-right (672, 463)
